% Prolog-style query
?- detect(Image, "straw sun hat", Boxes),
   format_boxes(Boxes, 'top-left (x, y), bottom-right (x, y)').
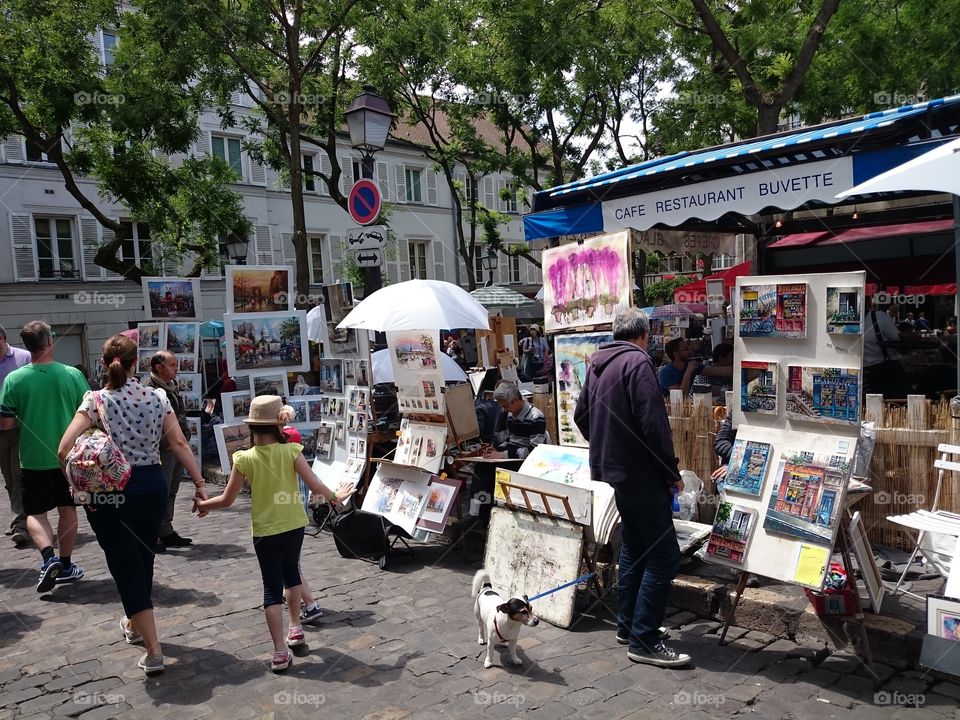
top-left (244, 395), bottom-right (295, 426)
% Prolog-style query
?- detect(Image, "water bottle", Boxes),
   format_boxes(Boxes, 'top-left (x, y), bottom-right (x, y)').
top-left (671, 485), bottom-right (681, 513)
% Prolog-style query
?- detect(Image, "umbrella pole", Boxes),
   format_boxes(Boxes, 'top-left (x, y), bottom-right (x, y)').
top-left (954, 196), bottom-right (960, 393)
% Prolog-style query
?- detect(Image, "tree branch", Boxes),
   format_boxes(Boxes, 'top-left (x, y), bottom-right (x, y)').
top-left (689, 0), bottom-right (761, 106)
top-left (780, 0), bottom-right (842, 102)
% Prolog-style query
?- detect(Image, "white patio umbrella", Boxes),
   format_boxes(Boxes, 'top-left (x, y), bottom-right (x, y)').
top-left (836, 137), bottom-right (960, 198)
top-left (371, 349), bottom-right (467, 385)
top-left (337, 279), bottom-right (490, 331)
top-left (470, 284), bottom-right (536, 308)
top-left (305, 305), bottom-right (326, 343)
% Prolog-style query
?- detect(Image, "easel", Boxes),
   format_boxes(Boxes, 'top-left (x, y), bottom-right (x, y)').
top-left (495, 475), bottom-right (605, 599)
top-left (718, 515), bottom-right (875, 675)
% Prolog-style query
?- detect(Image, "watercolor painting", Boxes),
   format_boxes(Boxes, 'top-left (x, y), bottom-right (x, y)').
top-left (706, 501), bottom-right (757, 566)
top-left (417, 477), bottom-right (461, 534)
top-left (826, 286), bottom-right (863, 334)
top-left (225, 266), bottom-right (293, 314)
top-left (225, 311), bottom-right (309, 375)
top-left (249, 372), bottom-right (290, 398)
top-left (786, 366), bottom-right (860, 426)
top-left (518, 444), bottom-right (592, 486)
top-left (738, 283), bottom-right (807, 338)
top-left (166, 322), bottom-right (198, 355)
top-left (214, 422), bottom-right (252, 474)
top-left (740, 360), bottom-right (778, 415)
top-left (764, 450), bottom-right (851, 544)
top-left (542, 232), bottom-right (631, 333)
top-left (137, 323), bottom-right (164, 350)
top-left (391, 333), bottom-right (439, 370)
top-left (554, 332), bottom-right (613, 446)
top-left (142, 277), bottom-right (200, 320)
top-left (725, 439), bottom-right (772, 496)
top-left (927, 595), bottom-right (960, 641)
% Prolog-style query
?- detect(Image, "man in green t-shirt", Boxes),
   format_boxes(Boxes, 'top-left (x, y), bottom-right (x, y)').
top-left (0, 321), bottom-right (88, 592)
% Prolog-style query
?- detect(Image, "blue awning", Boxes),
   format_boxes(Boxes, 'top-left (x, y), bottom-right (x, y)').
top-left (524, 94), bottom-right (960, 241)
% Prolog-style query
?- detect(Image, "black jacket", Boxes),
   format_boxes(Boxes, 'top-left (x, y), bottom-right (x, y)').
top-left (714, 415), bottom-right (736, 465)
top-left (573, 341), bottom-right (680, 488)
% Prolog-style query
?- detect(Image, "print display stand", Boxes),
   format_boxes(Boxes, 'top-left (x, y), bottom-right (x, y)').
top-left (708, 270), bottom-right (875, 674)
top-left (492, 471), bottom-right (606, 617)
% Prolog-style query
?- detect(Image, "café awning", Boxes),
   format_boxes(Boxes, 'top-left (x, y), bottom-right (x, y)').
top-left (524, 95), bottom-right (960, 242)
top-left (672, 261), bottom-right (752, 303)
top-left (768, 219), bottom-right (955, 249)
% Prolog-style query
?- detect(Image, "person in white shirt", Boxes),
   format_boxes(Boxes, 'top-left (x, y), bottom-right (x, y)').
top-left (863, 299), bottom-right (906, 397)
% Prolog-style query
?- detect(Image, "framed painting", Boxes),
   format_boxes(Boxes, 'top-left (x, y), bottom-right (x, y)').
top-left (137, 323), bottom-right (165, 351)
top-left (221, 390), bottom-right (253, 423)
top-left (176, 354), bottom-right (197, 374)
top-left (248, 371), bottom-right (290, 399)
top-left (214, 422), bottom-right (252, 474)
top-left (849, 511), bottom-right (885, 614)
top-left (825, 286), bottom-right (863, 334)
top-left (541, 232), bottom-right (631, 333)
top-left (927, 595), bottom-right (960, 641)
top-left (225, 265), bottom-right (294, 314)
top-left (705, 501), bottom-right (757, 567)
top-left (224, 310), bottom-right (309, 376)
top-left (175, 373), bottom-right (202, 395)
top-left (319, 359), bottom-right (344, 394)
top-left (141, 277), bottom-right (201, 320)
top-left (740, 360), bottom-right (779, 415)
top-left (166, 322), bottom-right (199, 357)
top-left (554, 332), bottom-right (613, 446)
top-left (417, 476), bottom-right (462, 533)
top-left (785, 366), bottom-right (860, 426)
top-left (738, 283), bottom-right (807, 339)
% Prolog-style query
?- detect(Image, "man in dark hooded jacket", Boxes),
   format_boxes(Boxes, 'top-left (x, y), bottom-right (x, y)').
top-left (573, 307), bottom-right (690, 668)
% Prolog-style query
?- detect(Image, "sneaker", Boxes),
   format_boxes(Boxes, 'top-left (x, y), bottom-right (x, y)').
top-left (300, 603), bottom-right (324, 625)
top-left (287, 626), bottom-right (305, 647)
top-left (11, 532), bottom-right (29, 548)
top-left (627, 642), bottom-right (691, 668)
top-left (137, 653), bottom-right (164, 675)
top-left (36, 557), bottom-right (63, 593)
top-left (617, 627), bottom-right (670, 645)
top-left (56, 564), bottom-right (84, 583)
top-left (154, 541), bottom-right (167, 554)
top-left (121, 617), bottom-right (143, 645)
top-left (159, 532), bottom-right (192, 547)
top-left (271, 650), bottom-right (292, 672)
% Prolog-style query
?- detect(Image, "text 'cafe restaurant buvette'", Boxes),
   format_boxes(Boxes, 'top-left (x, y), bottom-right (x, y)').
top-left (521, 94), bottom-right (960, 318)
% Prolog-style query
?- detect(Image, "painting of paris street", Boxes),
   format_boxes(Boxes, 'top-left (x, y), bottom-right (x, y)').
top-left (225, 310), bottom-right (309, 376)
top-left (225, 266), bottom-right (294, 314)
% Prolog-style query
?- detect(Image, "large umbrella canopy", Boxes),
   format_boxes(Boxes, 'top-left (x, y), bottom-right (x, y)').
top-left (199, 320), bottom-right (224, 338)
top-left (471, 284), bottom-right (536, 308)
top-left (119, 328), bottom-right (138, 341)
top-left (371, 349), bottom-right (467, 385)
top-left (837, 138), bottom-right (960, 198)
top-left (337, 279), bottom-right (490, 331)
top-left (305, 306), bottom-right (325, 343)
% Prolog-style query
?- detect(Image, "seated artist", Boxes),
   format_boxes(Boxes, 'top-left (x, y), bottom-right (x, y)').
top-left (658, 338), bottom-right (701, 397)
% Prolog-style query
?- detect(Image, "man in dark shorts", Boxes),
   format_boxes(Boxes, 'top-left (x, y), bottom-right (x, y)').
top-left (0, 321), bottom-right (88, 592)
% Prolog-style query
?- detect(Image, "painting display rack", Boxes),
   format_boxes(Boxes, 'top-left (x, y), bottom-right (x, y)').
top-left (494, 476), bottom-right (604, 600)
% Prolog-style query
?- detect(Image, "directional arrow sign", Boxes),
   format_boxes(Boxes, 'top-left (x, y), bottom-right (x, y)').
top-left (353, 248), bottom-right (384, 268)
top-left (347, 225), bottom-right (387, 252)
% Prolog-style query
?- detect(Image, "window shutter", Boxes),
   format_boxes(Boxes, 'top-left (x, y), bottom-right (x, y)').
top-left (432, 240), bottom-right (445, 281)
top-left (9, 213), bottom-right (37, 281)
top-left (4, 137), bottom-right (24, 164)
top-left (254, 225), bottom-right (274, 265)
top-left (329, 234), bottom-right (343, 283)
top-left (458, 250), bottom-right (469, 289)
top-left (483, 177), bottom-right (495, 209)
top-left (250, 158), bottom-right (266, 186)
top-left (281, 231), bottom-right (295, 266)
top-left (339, 155), bottom-right (354, 194)
top-left (230, 91), bottom-right (243, 107)
top-left (399, 239), bottom-right (410, 282)
top-left (393, 165), bottom-right (407, 204)
top-left (201, 263), bottom-right (222, 279)
top-left (386, 258), bottom-right (399, 285)
top-left (194, 132), bottom-right (211, 157)
top-left (496, 178), bottom-right (506, 212)
top-left (376, 161), bottom-right (390, 201)
top-left (316, 152), bottom-right (330, 196)
top-left (426, 169), bottom-right (439, 206)
top-left (90, 32), bottom-right (104, 66)
top-left (81, 217), bottom-right (105, 281)
top-left (102, 224), bottom-right (122, 280)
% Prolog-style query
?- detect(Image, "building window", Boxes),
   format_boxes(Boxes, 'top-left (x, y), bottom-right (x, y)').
top-left (34, 217), bottom-right (77, 279)
top-left (505, 185), bottom-right (518, 213)
top-left (25, 139), bottom-right (54, 163)
top-left (473, 246), bottom-right (485, 282)
top-left (308, 235), bottom-right (325, 285)
top-left (409, 241), bottom-right (428, 280)
top-left (211, 135), bottom-right (243, 180)
top-left (120, 221), bottom-right (152, 267)
top-left (352, 158), bottom-right (364, 181)
top-left (465, 176), bottom-right (477, 203)
top-left (303, 154), bottom-right (316, 192)
top-left (712, 253), bottom-right (735, 271)
top-left (508, 254), bottom-right (521, 284)
top-left (405, 168), bottom-right (422, 203)
top-left (102, 31), bottom-right (117, 66)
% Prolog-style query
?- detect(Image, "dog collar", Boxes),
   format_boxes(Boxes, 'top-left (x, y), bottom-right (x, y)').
top-left (494, 617), bottom-right (507, 642)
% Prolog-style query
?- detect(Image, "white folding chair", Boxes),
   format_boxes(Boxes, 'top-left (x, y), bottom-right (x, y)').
top-left (887, 442), bottom-right (960, 599)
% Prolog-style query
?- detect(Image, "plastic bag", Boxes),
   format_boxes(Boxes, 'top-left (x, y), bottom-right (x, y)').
top-left (673, 470), bottom-right (702, 521)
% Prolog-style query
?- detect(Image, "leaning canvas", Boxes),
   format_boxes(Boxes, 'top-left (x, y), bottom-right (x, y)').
top-left (225, 310), bottom-right (309, 376)
top-left (706, 501), bottom-right (757, 566)
top-left (542, 231), bottom-right (632, 333)
top-left (786, 365), bottom-right (860, 426)
top-left (555, 332), bottom-right (614, 447)
top-left (740, 360), bottom-right (778, 415)
top-left (738, 283), bottom-right (807, 338)
top-left (825, 286), bottom-right (863, 334)
top-left (725, 439), bottom-right (772, 496)
top-left (225, 265), bottom-right (294, 314)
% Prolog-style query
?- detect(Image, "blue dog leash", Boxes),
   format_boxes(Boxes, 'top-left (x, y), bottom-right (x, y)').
top-left (526, 572), bottom-right (595, 602)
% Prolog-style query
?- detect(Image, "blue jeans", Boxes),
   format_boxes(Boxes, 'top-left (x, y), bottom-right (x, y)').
top-left (614, 483), bottom-right (681, 651)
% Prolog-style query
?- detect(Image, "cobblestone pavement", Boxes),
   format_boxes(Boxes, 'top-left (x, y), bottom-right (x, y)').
top-left (1, 483), bottom-right (959, 720)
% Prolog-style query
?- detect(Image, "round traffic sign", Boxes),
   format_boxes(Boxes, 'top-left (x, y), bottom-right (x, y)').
top-left (348, 179), bottom-right (382, 226)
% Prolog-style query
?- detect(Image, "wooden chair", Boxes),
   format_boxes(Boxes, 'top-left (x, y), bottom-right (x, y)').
top-left (886, 442), bottom-right (960, 599)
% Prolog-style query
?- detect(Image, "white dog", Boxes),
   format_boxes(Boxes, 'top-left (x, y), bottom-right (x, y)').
top-left (472, 569), bottom-right (539, 668)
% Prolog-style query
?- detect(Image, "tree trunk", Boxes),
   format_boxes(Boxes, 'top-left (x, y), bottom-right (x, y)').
top-left (287, 89), bottom-right (309, 305)
top-left (755, 103), bottom-right (784, 137)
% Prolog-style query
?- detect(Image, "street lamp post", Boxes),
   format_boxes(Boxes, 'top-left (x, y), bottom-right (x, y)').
top-left (221, 231), bottom-right (249, 266)
top-left (479, 246), bottom-right (499, 287)
top-left (345, 85), bottom-right (395, 298)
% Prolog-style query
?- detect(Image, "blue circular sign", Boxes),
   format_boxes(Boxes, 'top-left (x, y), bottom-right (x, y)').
top-left (348, 179), bottom-right (382, 226)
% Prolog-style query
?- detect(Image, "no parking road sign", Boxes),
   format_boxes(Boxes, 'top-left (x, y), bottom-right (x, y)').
top-left (348, 179), bottom-right (382, 226)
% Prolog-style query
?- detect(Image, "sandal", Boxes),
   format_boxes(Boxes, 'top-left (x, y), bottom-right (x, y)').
top-left (287, 626), bottom-right (305, 648)
top-left (121, 617), bottom-right (143, 645)
top-left (271, 650), bottom-right (292, 672)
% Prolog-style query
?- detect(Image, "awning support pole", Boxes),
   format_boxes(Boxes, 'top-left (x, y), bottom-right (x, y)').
top-left (954, 196), bottom-right (960, 393)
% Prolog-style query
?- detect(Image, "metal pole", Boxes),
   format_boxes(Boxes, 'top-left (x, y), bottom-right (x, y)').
top-left (953, 196), bottom-right (960, 392)
top-left (361, 155), bottom-right (382, 299)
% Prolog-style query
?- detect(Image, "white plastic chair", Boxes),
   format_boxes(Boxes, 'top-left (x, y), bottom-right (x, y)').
top-left (886, 442), bottom-right (960, 599)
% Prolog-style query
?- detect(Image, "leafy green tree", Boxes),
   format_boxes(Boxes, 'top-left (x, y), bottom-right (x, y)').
top-left (0, 0), bottom-right (249, 280)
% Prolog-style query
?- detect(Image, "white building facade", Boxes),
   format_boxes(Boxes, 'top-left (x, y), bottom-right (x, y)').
top-left (0, 104), bottom-right (541, 369)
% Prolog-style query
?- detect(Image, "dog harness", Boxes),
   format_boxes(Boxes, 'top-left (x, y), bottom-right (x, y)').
top-left (494, 617), bottom-right (507, 642)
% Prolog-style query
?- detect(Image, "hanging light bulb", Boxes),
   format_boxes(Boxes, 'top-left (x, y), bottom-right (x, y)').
top-left (775, 216), bottom-right (783, 228)
top-left (852, 206), bottom-right (859, 220)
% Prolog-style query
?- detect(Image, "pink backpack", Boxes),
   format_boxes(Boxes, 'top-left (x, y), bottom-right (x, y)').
top-left (64, 391), bottom-right (132, 496)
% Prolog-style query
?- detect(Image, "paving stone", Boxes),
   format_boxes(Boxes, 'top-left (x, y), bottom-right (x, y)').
top-left (819, 652), bottom-right (864, 674)
top-left (43, 674), bottom-right (93, 693)
top-left (667, 611), bottom-right (697, 626)
top-left (745, 630), bottom-right (777, 645)
top-left (562, 687), bottom-right (605, 707)
top-left (815, 689), bottom-right (857, 709)
top-left (858, 662), bottom-right (898, 684)
top-left (921, 694), bottom-right (960, 717)
top-left (932, 682), bottom-right (960, 701)
top-left (718, 625), bottom-right (749, 641)
top-left (0, 686), bottom-right (44, 708)
top-left (522, 700), bottom-right (577, 719)
top-left (5, 672), bottom-right (54, 692)
top-left (730, 637), bottom-right (765, 653)
top-left (885, 678), bottom-right (934, 695)
top-left (836, 673), bottom-right (879, 697)
top-left (724, 684), bottom-right (763, 704)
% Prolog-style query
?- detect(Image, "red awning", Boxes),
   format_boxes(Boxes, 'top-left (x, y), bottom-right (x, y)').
top-left (769, 219), bottom-right (955, 249)
top-left (904, 283), bottom-right (957, 296)
top-left (673, 260), bottom-right (752, 303)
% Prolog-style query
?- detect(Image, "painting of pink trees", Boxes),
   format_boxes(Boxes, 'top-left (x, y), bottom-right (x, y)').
top-left (542, 232), bottom-right (632, 332)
